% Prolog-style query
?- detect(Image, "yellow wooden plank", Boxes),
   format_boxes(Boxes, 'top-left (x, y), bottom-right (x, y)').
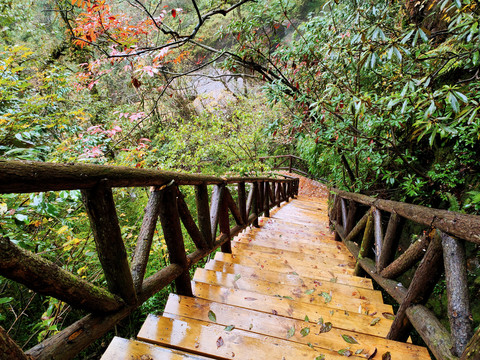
top-left (192, 281), bottom-right (393, 337)
top-left (214, 252), bottom-right (357, 279)
top-left (205, 259), bottom-right (374, 290)
top-left (234, 235), bottom-right (353, 262)
top-left (232, 239), bottom-right (355, 262)
top-left (101, 337), bottom-right (215, 360)
top-left (198, 265), bottom-right (382, 302)
top-left (231, 242), bottom-right (356, 269)
top-left (138, 315), bottom-right (358, 360)
top-left (164, 294), bottom-right (431, 360)
top-left (193, 268), bottom-right (390, 313)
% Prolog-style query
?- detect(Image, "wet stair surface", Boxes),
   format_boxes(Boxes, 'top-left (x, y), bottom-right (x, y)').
top-left (102, 196), bottom-right (432, 360)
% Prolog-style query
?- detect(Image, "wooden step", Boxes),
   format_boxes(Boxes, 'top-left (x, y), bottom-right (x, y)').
top-left (205, 259), bottom-right (374, 290)
top-left (232, 238), bottom-right (354, 262)
top-left (214, 252), bottom-right (357, 279)
top-left (231, 242), bottom-right (356, 268)
top-left (164, 294), bottom-right (431, 360)
top-left (241, 227), bottom-right (337, 245)
top-left (192, 281), bottom-right (393, 336)
top-left (234, 235), bottom-right (354, 261)
top-left (139, 314), bottom-right (361, 360)
top-left (101, 337), bottom-right (216, 360)
top-left (193, 268), bottom-right (391, 313)
top-left (201, 263), bottom-right (380, 299)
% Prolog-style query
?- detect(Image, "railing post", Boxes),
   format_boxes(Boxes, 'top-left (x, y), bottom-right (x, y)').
top-left (195, 184), bottom-right (213, 248)
top-left (259, 181), bottom-right (265, 216)
top-left (275, 182), bottom-right (281, 207)
top-left (157, 183), bottom-right (193, 297)
top-left (238, 182), bottom-right (247, 224)
top-left (264, 182), bottom-right (270, 217)
top-left (373, 207), bottom-right (384, 273)
top-left (219, 187), bottom-right (232, 253)
top-left (353, 211), bottom-right (374, 276)
top-left (289, 156), bottom-right (293, 172)
top-left (378, 212), bottom-right (403, 272)
top-left (82, 181), bottom-right (137, 305)
top-left (132, 188), bottom-right (162, 291)
top-left (442, 233), bottom-right (473, 356)
top-left (252, 182), bottom-right (260, 227)
top-left (210, 184), bottom-right (225, 239)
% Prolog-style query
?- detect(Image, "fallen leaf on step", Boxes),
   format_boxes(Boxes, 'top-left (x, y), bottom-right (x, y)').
top-left (382, 352), bottom-right (391, 360)
top-left (341, 334), bottom-right (359, 344)
top-left (208, 310), bottom-right (217, 322)
top-left (216, 337), bottom-right (224, 348)
top-left (286, 326), bottom-right (295, 339)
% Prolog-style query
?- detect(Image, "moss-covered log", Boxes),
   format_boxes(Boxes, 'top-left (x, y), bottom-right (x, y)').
top-left (1, 325), bottom-right (32, 360)
top-left (0, 236), bottom-right (123, 313)
top-left (380, 230), bottom-right (432, 279)
top-left (334, 189), bottom-right (480, 245)
top-left (461, 326), bottom-right (480, 360)
top-left (442, 233), bottom-right (473, 356)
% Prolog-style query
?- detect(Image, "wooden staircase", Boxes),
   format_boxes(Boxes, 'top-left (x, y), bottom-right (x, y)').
top-left (102, 196), bottom-right (432, 360)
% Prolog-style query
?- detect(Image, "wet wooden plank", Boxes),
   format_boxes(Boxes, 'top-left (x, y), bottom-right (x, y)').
top-left (234, 235), bottom-right (352, 261)
top-left (214, 252), bottom-right (356, 278)
top-left (205, 259), bottom-right (374, 290)
top-left (139, 315), bottom-right (360, 360)
top-left (101, 337), bottom-right (215, 360)
top-left (232, 239), bottom-right (355, 262)
top-left (164, 294), bottom-right (431, 360)
top-left (192, 281), bottom-right (393, 336)
top-left (193, 268), bottom-right (389, 313)
top-left (231, 242), bottom-right (356, 268)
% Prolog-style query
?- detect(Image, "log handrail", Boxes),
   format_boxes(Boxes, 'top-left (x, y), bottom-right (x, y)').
top-left (258, 154), bottom-right (312, 178)
top-left (330, 186), bottom-right (479, 360)
top-left (0, 160), bottom-right (299, 360)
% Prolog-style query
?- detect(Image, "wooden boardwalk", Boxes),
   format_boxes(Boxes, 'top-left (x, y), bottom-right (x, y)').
top-left (102, 196), bottom-right (432, 360)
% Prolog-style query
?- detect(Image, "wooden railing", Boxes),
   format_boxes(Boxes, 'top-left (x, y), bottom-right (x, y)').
top-left (0, 160), bottom-right (299, 360)
top-left (259, 155), bottom-right (311, 178)
top-left (329, 188), bottom-right (480, 360)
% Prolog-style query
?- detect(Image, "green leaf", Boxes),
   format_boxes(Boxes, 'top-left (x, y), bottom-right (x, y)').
top-left (454, 0), bottom-right (462, 9)
top-left (224, 325), bottom-right (235, 331)
top-left (233, 274), bottom-right (241, 282)
top-left (283, 296), bottom-right (294, 300)
top-left (338, 349), bottom-right (352, 356)
top-left (320, 322), bottom-right (332, 333)
top-left (330, 277), bottom-right (337, 283)
top-left (473, 51), bottom-right (479, 66)
top-left (355, 349), bottom-right (364, 354)
top-left (0, 297), bottom-right (14, 305)
top-left (305, 315), bottom-right (310, 322)
top-left (286, 326), bottom-right (295, 339)
top-left (307, 342), bottom-right (315, 349)
top-left (454, 91), bottom-right (468, 104)
top-left (382, 312), bottom-right (395, 320)
top-left (320, 292), bottom-right (332, 304)
top-left (447, 92), bottom-right (460, 113)
top-left (300, 327), bottom-right (310, 337)
top-left (341, 334), bottom-right (359, 344)
top-left (370, 317), bottom-right (381, 326)
top-left (208, 310), bottom-right (217, 322)
top-left (315, 355), bottom-right (326, 360)
top-left (305, 289), bottom-right (315, 295)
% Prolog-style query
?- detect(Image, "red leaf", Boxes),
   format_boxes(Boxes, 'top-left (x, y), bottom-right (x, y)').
top-left (172, 9), bottom-right (177, 17)
top-left (216, 336), bottom-right (224, 348)
top-left (237, 33), bottom-right (241, 41)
